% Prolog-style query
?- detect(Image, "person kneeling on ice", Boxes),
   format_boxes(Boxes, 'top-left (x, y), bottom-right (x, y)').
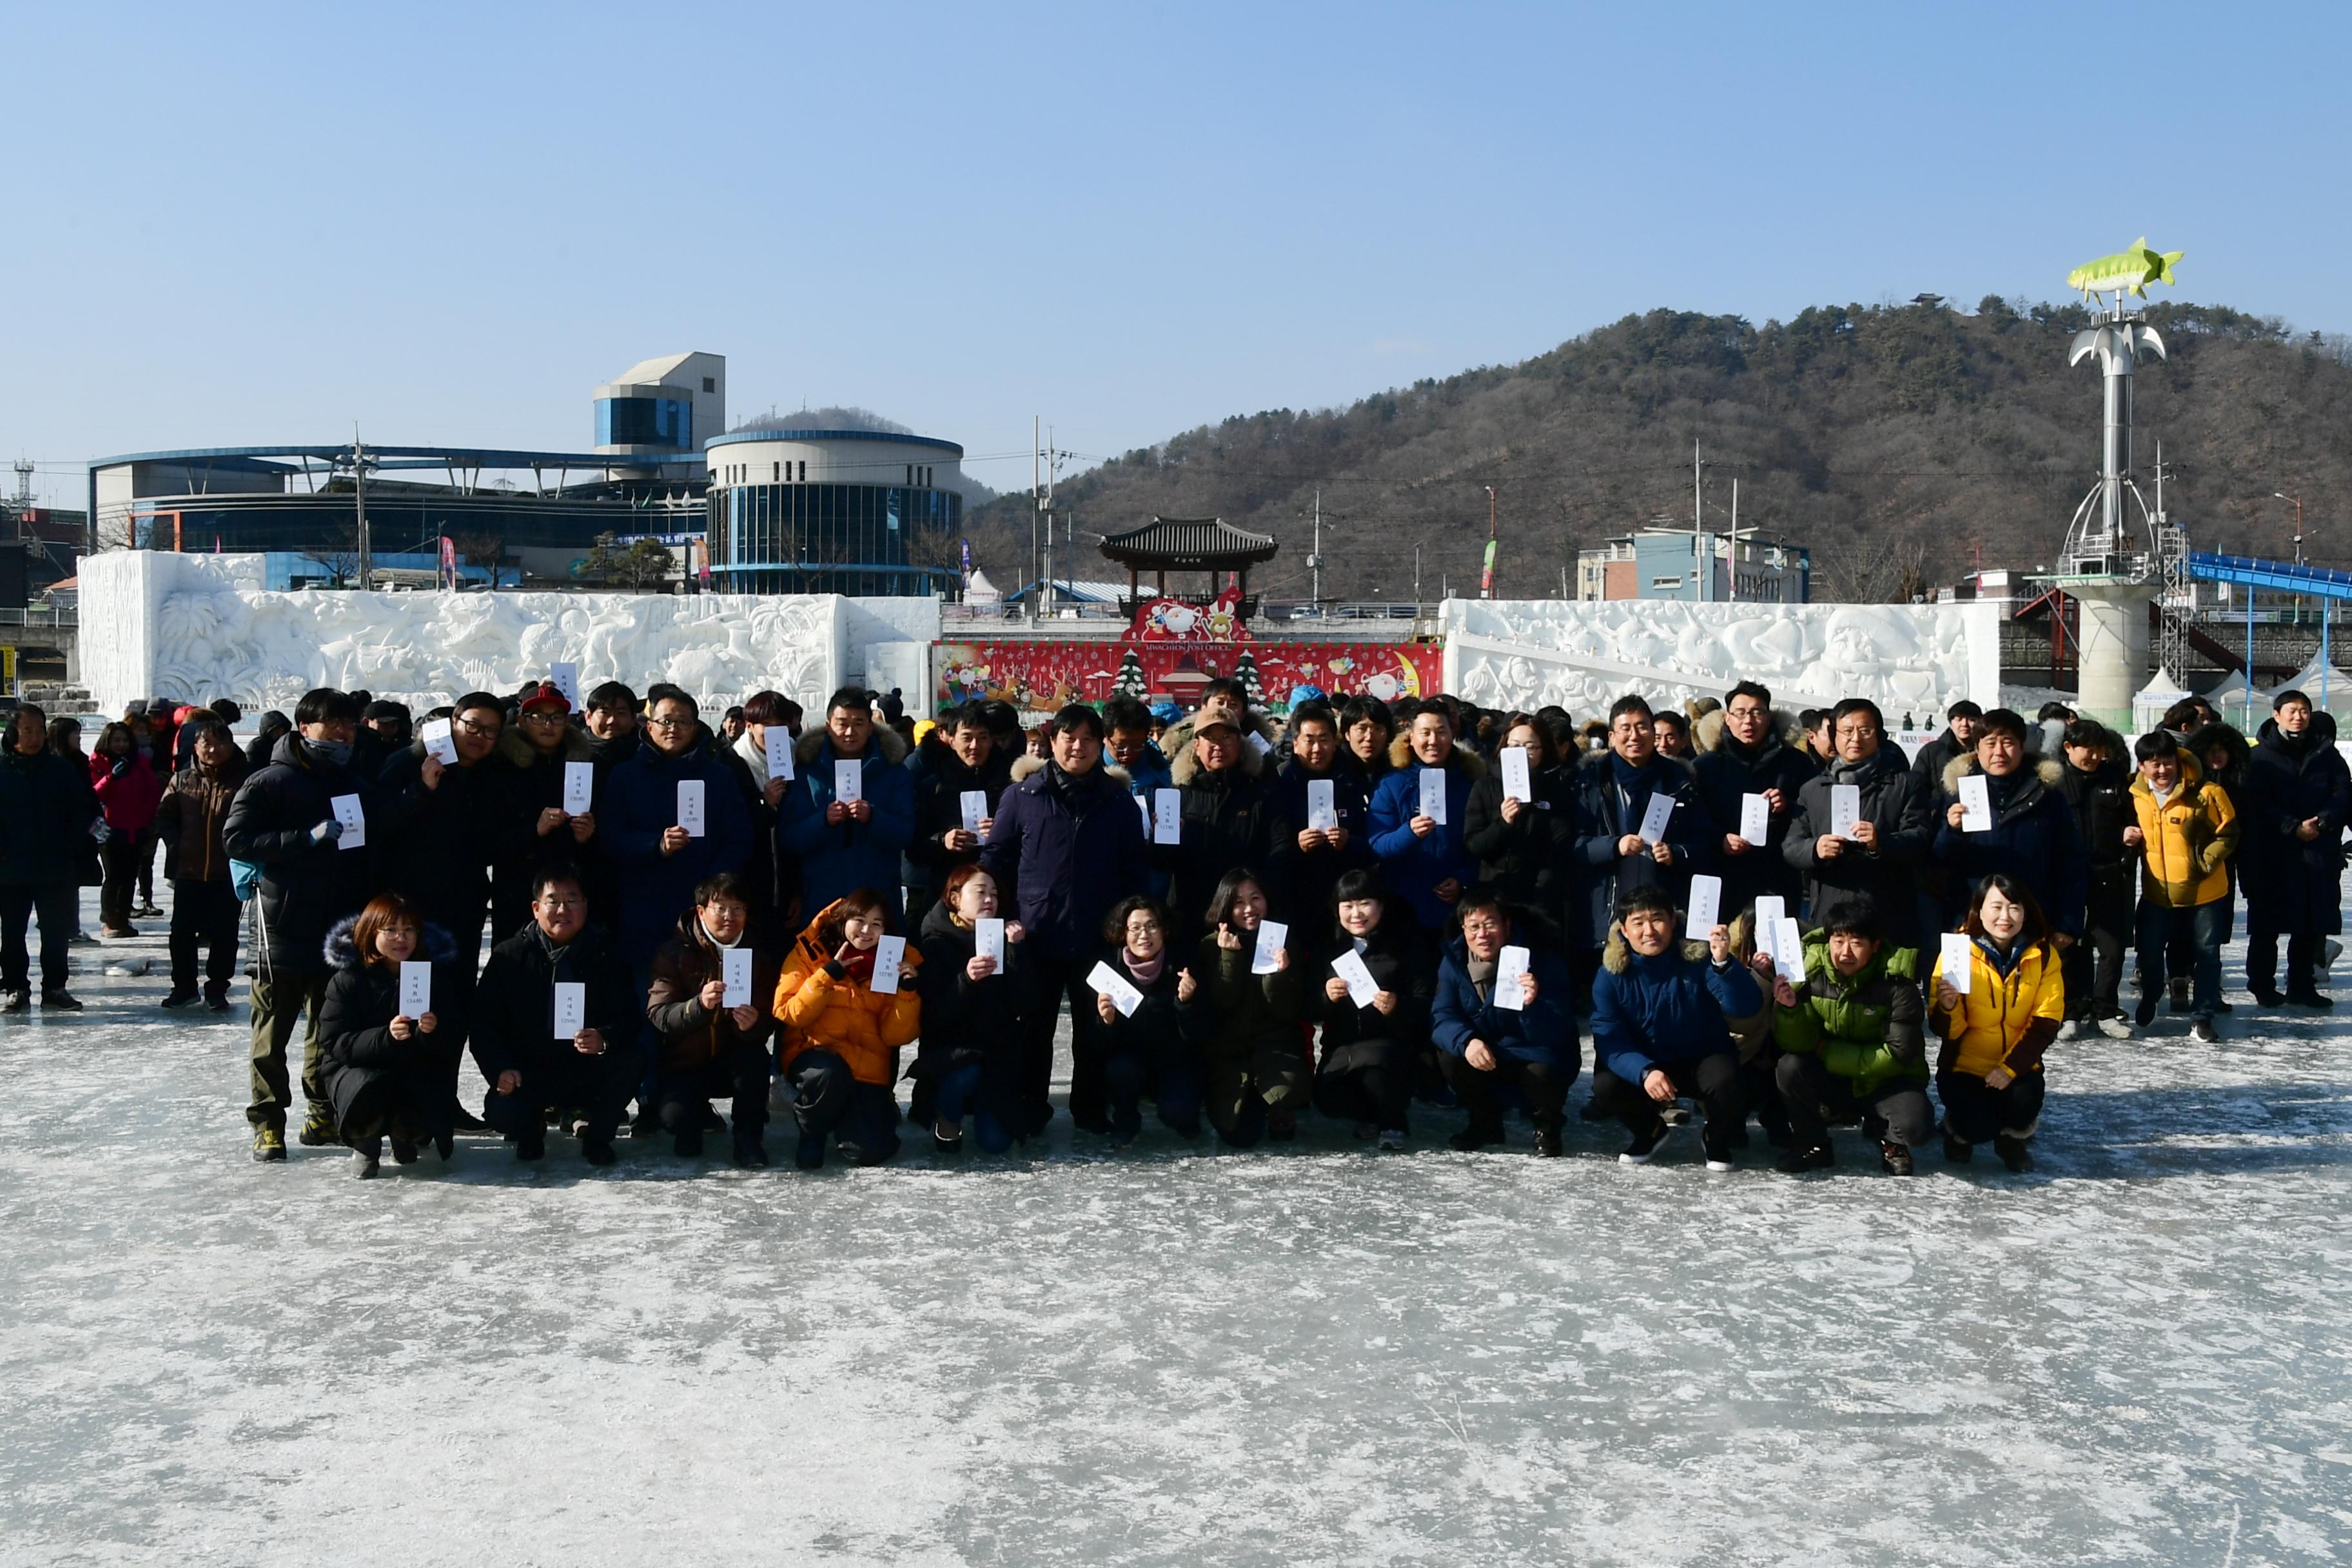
top-left (1929, 873), bottom-right (2062, 1173)
top-left (645, 873), bottom-right (781, 1168)
top-left (1587, 886), bottom-right (1761, 1168)
top-left (1768, 901), bottom-right (1932, 1177)
top-left (469, 867), bottom-right (640, 1166)
top-left (1191, 869), bottom-right (1309, 1149)
top-left (1313, 868), bottom-right (1435, 1151)
top-left (774, 890), bottom-right (921, 1168)
top-left (318, 894), bottom-right (467, 1177)
top-left (1430, 889), bottom-right (1578, 1155)
top-left (912, 864), bottom-right (1026, 1155)
top-left (1089, 896), bottom-right (1208, 1146)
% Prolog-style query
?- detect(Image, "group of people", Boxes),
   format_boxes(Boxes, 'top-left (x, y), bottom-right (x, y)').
top-left (4, 663), bottom-right (2339, 1181)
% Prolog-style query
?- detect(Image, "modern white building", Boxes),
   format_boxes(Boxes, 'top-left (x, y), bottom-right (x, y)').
top-left (703, 426), bottom-right (966, 597)
top-left (592, 352), bottom-right (727, 460)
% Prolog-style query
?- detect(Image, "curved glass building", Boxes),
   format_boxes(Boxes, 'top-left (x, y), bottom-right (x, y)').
top-left (703, 428), bottom-right (962, 597)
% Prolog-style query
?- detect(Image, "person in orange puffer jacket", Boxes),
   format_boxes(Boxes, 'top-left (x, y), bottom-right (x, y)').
top-left (774, 888), bottom-right (921, 1168)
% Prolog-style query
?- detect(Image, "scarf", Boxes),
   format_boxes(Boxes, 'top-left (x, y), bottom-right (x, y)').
top-left (1466, 951), bottom-right (1496, 1002)
top-left (699, 916), bottom-right (743, 950)
top-left (838, 946), bottom-right (877, 983)
top-left (1124, 948), bottom-right (1166, 985)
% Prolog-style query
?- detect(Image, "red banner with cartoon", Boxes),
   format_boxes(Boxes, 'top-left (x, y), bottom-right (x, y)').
top-left (937, 638), bottom-right (1437, 718)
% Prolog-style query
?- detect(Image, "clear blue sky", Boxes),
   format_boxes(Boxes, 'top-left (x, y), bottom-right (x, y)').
top-left (5, 1), bottom-right (2344, 507)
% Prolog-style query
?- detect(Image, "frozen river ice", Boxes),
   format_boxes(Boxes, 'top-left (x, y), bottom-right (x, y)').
top-left (4, 890), bottom-right (2350, 1565)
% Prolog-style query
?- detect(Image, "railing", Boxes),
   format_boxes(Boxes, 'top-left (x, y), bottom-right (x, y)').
top-left (0, 607), bottom-right (75, 628)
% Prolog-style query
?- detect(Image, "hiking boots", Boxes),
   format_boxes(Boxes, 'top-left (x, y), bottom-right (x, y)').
top-left (251, 1126), bottom-right (286, 1162)
top-left (1533, 1128), bottom-right (1563, 1159)
top-left (161, 989), bottom-right (201, 1009)
top-left (1880, 1141), bottom-right (1915, 1177)
top-left (1994, 1133), bottom-right (2034, 1172)
top-left (39, 990), bottom-right (81, 1012)
top-left (297, 1105), bottom-right (338, 1146)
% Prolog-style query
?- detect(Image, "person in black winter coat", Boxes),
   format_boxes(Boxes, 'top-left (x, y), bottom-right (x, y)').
top-left (2239, 692), bottom-right (2352, 1004)
top-left (1462, 712), bottom-right (1576, 949)
top-left (244, 710), bottom-right (292, 774)
top-left (1691, 682), bottom-right (1816, 921)
top-left (905, 705), bottom-right (1015, 924)
top-left (1929, 708), bottom-right (2090, 940)
top-left (1908, 701), bottom-right (1983, 789)
top-left (911, 863), bottom-right (1027, 1152)
top-left (1155, 706), bottom-right (1278, 936)
top-left (1783, 698), bottom-right (1936, 946)
top-left (1264, 702), bottom-right (1375, 937)
top-left (222, 687), bottom-right (375, 1159)
top-left (374, 691), bottom-right (511, 977)
top-left (645, 873), bottom-right (781, 1166)
top-left (468, 866), bottom-right (641, 1164)
top-left (491, 683), bottom-right (603, 942)
top-left (1569, 696), bottom-right (1717, 975)
top-left (318, 895), bottom-right (468, 1177)
top-left (1308, 868), bottom-right (1433, 1147)
top-left (1086, 895), bottom-right (1206, 1145)
top-left (2055, 720), bottom-right (2135, 1035)
top-left (0, 704), bottom-right (99, 1011)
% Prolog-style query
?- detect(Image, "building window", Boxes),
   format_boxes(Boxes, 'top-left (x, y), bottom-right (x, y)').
top-left (702, 377), bottom-right (716, 394)
top-left (773, 462), bottom-right (780, 482)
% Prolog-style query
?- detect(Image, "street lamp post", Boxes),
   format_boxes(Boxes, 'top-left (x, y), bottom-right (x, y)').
top-left (2275, 491), bottom-right (2306, 627)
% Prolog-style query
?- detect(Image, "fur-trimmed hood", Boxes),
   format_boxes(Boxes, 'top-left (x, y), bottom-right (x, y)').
top-left (1384, 731), bottom-right (1489, 781)
top-left (1008, 754), bottom-right (1132, 787)
top-left (1692, 706), bottom-right (1808, 757)
top-left (795, 723), bottom-right (908, 769)
top-left (1600, 920), bottom-right (1711, 975)
top-left (1940, 751), bottom-right (2065, 797)
top-left (496, 722), bottom-right (594, 769)
top-left (323, 912), bottom-right (459, 972)
top-left (1165, 705), bottom-right (1284, 784)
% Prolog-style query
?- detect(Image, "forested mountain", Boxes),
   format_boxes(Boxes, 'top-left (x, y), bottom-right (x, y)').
top-left (957, 299), bottom-right (2352, 603)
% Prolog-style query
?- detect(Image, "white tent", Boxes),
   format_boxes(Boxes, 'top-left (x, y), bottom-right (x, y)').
top-left (2270, 654), bottom-right (2352, 714)
top-left (2201, 670), bottom-right (2262, 726)
top-left (2132, 670), bottom-right (2194, 737)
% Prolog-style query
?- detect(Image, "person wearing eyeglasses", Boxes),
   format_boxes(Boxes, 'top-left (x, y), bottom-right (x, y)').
top-left (490, 681), bottom-right (600, 941)
top-left (377, 692), bottom-right (508, 979)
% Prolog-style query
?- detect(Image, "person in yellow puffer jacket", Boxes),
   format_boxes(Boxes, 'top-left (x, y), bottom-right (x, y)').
top-left (1928, 873), bottom-right (2064, 1172)
top-left (2124, 730), bottom-right (2239, 1040)
top-left (774, 889), bottom-right (922, 1169)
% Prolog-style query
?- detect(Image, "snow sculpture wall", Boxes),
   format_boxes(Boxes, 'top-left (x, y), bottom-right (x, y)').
top-left (79, 551), bottom-right (939, 716)
top-left (1442, 598), bottom-right (2000, 721)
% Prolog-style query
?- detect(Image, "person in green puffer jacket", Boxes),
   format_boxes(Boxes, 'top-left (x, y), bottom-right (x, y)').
top-left (1769, 898), bottom-right (1932, 1177)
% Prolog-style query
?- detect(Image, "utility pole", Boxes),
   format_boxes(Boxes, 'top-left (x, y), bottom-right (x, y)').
top-left (353, 431), bottom-right (373, 592)
top-left (1692, 438), bottom-right (1707, 603)
top-left (1727, 477), bottom-right (1738, 603)
top-left (1042, 424), bottom-right (1059, 615)
top-left (1031, 415), bottom-right (1041, 621)
top-left (1483, 485), bottom-right (1498, 599)
top-left (1309, 487), bottom-right (1323, 611)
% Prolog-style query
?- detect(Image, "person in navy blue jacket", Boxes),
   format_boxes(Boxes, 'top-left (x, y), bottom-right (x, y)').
top-left (1588, 883), bottom-right (1761, 1170)
top-left (1929, 707), bottom-right (2089, 940)
top-left (1368, 700), bottom-right (1484, 936)
top-left (778, 687), bottom-right (917, 925)
top-left (1429, 887), bottom-right (1578, 1155)
top-left (981, 703), bottom-right (1152, 1133)
top-left (1570, 696), bottom-right (1717, 992)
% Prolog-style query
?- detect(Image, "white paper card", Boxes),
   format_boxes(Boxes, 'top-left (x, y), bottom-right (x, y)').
top-left (549, 662), bottom-right (580, 709)
top-left (1958, 774), bottom-right (1993, 833)
top-left (722, 947), bottom-right (753, 1008)
top-left (1418, 769), bottom-right (1447, 825)
top-left (398, 961), bottom-right (432, 1019)
top-left (959, 790), bottom-right (988, 833)
top-left (1087, 960), bottom-right (1143, 1017)
top-left (1245, 730), bottom-right (1273, 758)
top-left (1494, 944), bottom-right (1531, 1011)
top-left (834, 760), bottom-right (862, 807)
top-left (1686, 874), bottom-right (1723, 939)
top-left (975, 916), bottom-right (1005, 967)
top-left (1250, 921), bottom-right (1289, 975)
top-left (1331, 948), bottom-right (1380, 1008)
top-left (552, 981), bottom-right (585, 1039)
top-left (1740, 792), bottom-right (1770, 846)
top-left (1306, 778), bottom-right (1337, 831)
top-left (869, 935), bottom-right (906, 995)
top-left (420, 718), bottom-right (458, 765)
top-left (562, 761), bottom-right (594, 816)
top-left (1501, 746), bottom-right (1533, 801)
top-left (329, 793), bottom-right (366, 850)
top-left (1152, 788), bottom-right (1182, 845)
top-left (765, 728), bottom-right (794, 781)
top-left (1774, 917), bottom-right (1806, 983)
top-left (1754, 895), bottom-right (1787, 938)
top-left (1940, 933), bottom-right (1975, 997)
top-left (676, 779), bottom-right (706, 838)
top-left (1637, 790), bottom-right (1676, 845)
top-left (1830, 784), bottom-right (1862, 840)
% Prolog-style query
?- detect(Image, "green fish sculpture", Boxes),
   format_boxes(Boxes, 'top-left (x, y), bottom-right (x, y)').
top-left (2067, 238), bottom-right (2183, 302)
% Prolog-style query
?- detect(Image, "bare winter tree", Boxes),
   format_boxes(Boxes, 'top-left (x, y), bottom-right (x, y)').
top-left (1813, 529), bottom-right (1930, 604)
